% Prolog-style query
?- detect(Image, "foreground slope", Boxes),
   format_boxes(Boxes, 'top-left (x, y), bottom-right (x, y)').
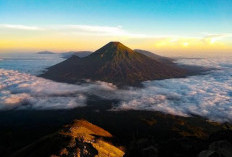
top-left (3, 108), bottom-right (232, 157)
top-left (11, 120), bottom-right (124, 157)
top-left (41, 42), bottom-right (186, 86)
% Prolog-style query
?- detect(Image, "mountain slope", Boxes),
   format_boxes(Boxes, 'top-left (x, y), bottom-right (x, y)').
top-left (41, 42), bottom-right (186, 86)
top-left (11, 120), bottom-right (124, 157)
top-left (134, 49), bottom-right (173, 63)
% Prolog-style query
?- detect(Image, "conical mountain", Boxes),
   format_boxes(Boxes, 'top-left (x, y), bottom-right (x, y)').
top-left (41, 42), bottom-right (186, 86)
top-left (94, 41), bottom-right (135, 58)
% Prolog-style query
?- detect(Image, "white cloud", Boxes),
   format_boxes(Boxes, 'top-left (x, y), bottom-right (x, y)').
top-left (0, 24), bottom-right (44, 30)
top-left (113, 57), bottom-right (232, 123)
top-left (0, 23), bottom-right (156, 38)
top-left (58, 25), bottom-right (124, 34)
top-left (0, 69), bottom-right (119, 110)
top-left (0, 69), bottom-right (84, 109)
top-left (2, 93), bottom-right (30, 106)
top-left (53, 24), bottom-right (150, 38)
top-left (201, 33), bottom-right (232, 44)
top-left (0, 24), bottom-right (231, 41)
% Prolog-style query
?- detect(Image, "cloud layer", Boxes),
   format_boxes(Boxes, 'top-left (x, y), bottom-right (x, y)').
top-left (0, 69), bottom-right (118, 110)
top-left (0, 69), bottom-right (84, 109)
top-left (115, 57), bottom-right (232, 122)
top-left (0, 57), bottom-right (232, 122)
top-left (0, 24), bottom-right (44, 30)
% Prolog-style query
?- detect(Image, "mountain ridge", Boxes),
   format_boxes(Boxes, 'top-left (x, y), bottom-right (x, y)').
top-left (37, 51), bottom-right (55, 54)
top-left (11, 120), bottom-right (124, 157)
top-left (134, 49), bottom-right (174, 63)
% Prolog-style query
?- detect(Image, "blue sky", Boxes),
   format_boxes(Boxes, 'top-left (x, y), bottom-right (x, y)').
top-left (1, 0), bottom-right (231, 34)
top-left (0, 0), bottom-right (232, 55)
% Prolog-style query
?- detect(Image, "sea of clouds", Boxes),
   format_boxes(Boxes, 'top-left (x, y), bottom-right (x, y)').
top-left (116, 57), bottom-right (232, 122)
top-left (0, 69), bottom-right (120, 109)
top-left (0, 54), bottom-right (232, 122)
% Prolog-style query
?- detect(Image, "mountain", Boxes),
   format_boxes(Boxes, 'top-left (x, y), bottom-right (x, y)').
top-left (61, 51), bottom-right (92, 59)
top-left (11, 120), bottom-right (124, 157)
top-left (41, 42), bottom-right (187, 86)
top-left (134, 49), bottom-right (174, 63)
top-left (36, 50), bottom-right (92, 58)
top-left (37, 51), bottom-right (55, 54)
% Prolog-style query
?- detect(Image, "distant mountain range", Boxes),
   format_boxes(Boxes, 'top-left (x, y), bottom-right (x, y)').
top-left (37, 51), bottom-right (55, 54)
top-left (41, 42), bottom-right (187, 86)
top-left (60, 51), bottom-right (92, 59)
top-left (37, 50), bottom-right (92, 58)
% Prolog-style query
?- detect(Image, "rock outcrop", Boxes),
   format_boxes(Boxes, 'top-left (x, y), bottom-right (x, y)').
top-left (11, 120), bottom-right (124, 157)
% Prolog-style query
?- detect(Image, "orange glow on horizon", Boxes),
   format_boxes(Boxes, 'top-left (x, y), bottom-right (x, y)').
top-left (0, 28), bottom-right (232, 56)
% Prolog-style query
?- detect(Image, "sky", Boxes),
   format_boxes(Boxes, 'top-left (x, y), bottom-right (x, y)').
top-left (0, 0), bottom-right (232, 56)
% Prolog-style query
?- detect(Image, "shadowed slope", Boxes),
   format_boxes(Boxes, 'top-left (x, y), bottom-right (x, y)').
top-left (134, 49), bottom-right (174, 63)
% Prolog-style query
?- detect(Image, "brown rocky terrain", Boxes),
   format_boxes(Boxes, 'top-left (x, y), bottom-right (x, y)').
top-left (10, 120), bottom-right (124, 157)
top-left (1, 98), bottom-right (232, 157)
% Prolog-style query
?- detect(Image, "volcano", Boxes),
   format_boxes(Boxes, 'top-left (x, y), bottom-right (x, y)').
top-left (41, 42), bottom-right (186, 86)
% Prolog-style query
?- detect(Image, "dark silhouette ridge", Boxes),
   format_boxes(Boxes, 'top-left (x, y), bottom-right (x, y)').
top-left (37, 51), bottom-right (55, 54)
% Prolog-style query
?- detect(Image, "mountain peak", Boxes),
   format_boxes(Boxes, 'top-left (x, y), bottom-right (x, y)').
top-left (105, 41), bottom-right (129, 49)
top-left (108, 41), bottom-right (122, 45)
top-left (94, 41), bottom-right (134, 56)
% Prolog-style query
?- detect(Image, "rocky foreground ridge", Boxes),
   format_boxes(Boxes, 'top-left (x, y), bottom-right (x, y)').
top-left (11, 120), bottom-right (124, 157)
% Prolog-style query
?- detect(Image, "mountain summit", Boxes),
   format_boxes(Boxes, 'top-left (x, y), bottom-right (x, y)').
top-left (41, 42), bottom-right (186, 86)
top-left (95, 41), bottom-right (134, 55)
